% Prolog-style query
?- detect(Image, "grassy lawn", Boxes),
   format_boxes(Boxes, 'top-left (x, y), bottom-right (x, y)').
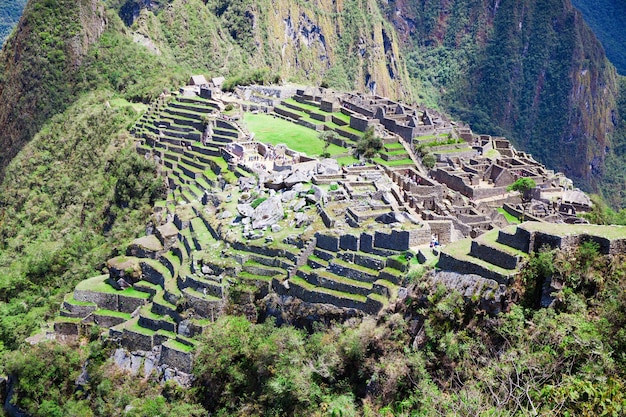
top-left (337, 155), bottom-right (360, 165)
top-left (497, 208), bottom-right (521, 224)
top-left (283, 98), bottom-right (321, 112)
top-left (332, 112), bottom-right (351, 123)
top-left (244, 113), bottom-right (347, 157)
top-left (520, 222), bottom-right (626, 240)
top-left (372, 157), bottom-right (414, 167)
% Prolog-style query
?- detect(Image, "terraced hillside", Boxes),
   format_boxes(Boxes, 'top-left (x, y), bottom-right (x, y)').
top-left (54, 87), bottom-right (425, 371)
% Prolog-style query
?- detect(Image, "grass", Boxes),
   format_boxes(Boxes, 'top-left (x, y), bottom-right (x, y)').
top-left (64, 293), bottom-right (96, 306)
top-left (372, 157), bottom-right (415, 167)
top-left (164, 338), bottom-right (195, 353)
top-left (109, 97), bottom-right (148, 114)
top-left (337, 155), bottom-right (360, 165)
top-left (94, 309), bottom-right (132, 319)
top-left (485, 149), bottom-right (501, 159)
top-left (332, 112), bottom-right (351, 124)
top-left (497, 208), bottom-right (521, 224)
top-left (75, 275), bottom-right (118, 294)
top-left (519, 222), bottom-right (626, 240)
top-left (120, 287), bottom-right (151, 299)
top-left (244, 113), bottom-right (349, 157)
top-left (283, 98), bottom-right (321, 112)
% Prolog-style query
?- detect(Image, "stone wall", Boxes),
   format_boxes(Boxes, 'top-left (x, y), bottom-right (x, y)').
top-left (350, 116), bottom-right (370, 132)
top-left (74, 289), bottom-right (118, 311)
top-left (374, 230), bottom-right (409, 251)
top-left (437, 252), bottom-right (511, 284)
top-left (316, 233), bottom-right (340, 252)
top-left (317, 204), bottom-right (335, 228)
top-left (359, 233), bottom-right (374, 252)
top-left (426, 220), bottom-right (452, 244)
top-left (93, 313), bottom-right (128, 329)
top-left (122, 329), bottom-right (154, 352)
top-left (286, 279), bottom-right (380, 314)
top-left (160, 343), bottom-right (194, 374)
top-left (340, 234), bottom-right (359, 251)
top-left (496, 227), bottom-right (531, 252)
top-left (115, 294), bottom-right (147, 313)
top-left (469, 241), bottom-right (520, 270)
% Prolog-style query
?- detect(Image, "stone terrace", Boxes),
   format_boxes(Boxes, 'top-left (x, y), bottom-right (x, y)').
top-left (54, 80), bottom-right (602, 373)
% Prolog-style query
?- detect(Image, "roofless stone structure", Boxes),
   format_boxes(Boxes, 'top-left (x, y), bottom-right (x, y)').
top-left (51, 79), bottom-right (619, 381)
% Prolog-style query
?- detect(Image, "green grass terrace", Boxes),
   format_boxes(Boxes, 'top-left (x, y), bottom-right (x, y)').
top-left (243, 113), bottom-right (349, 157)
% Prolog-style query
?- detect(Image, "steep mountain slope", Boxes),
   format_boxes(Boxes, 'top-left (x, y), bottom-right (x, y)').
top-left (571, 0), bottom-right (626, 75)
top-left (387, 0), bottom-right (620, 193)
top-left (0, 0), bottom-right (105, 180)
top-left (0, 0), bottom-right (27, 46)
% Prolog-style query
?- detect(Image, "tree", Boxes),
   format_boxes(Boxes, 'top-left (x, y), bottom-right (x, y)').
top-left (355, 127), bottom-right (383, 158)
top-left (507, 177), bottom-right (536, 202)
top-left (422, 153), bottom-right (436, 169)
top-left (319, 131), bottom-right (339, 158)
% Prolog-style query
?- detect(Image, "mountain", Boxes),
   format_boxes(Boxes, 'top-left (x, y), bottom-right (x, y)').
top-left (0, 0), bottom-right (27, 47)
top-left (386, 0), bottom-right (621, 194)
top-left (571, 0), bottom-right (626, 75)
top-left (2, 0), bottom-right (626, 414)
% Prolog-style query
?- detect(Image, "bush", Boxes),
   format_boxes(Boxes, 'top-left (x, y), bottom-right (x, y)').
top-left (422, 153), bottom-right (436, 169)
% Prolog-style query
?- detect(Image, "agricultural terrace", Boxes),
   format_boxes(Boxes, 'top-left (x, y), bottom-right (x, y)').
top-left (243, 113), bottom-right (348, 157)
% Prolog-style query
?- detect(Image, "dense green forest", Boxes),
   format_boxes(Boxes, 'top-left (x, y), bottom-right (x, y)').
top-left (571, 0), bottom-right (626, 75)
top-left (0, 0), bottom-right (26, 46)
top-left (1, 0), bottom-right (626, 415)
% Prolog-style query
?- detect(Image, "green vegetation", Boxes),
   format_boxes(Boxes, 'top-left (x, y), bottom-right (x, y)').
top-left (9, 248), bottom-right (626, 416)
top-left (355, 127), bottom-right (383, 158)
top-left (3, 0), bottom-right (626, 415)
top-left (497, 207), bottom-right (521, 224)
top-left (571, 0), bottom-right (626, 74)
top-left (402, 0), bottom-right (620, 198)
top-left (507, 177), bottom-right (537, 202)
top-left (244, 113), bottom-right (345, 156)
top-left (0, 0), bottom-right (27, 46)
top-left (0, 90), bottom-right (164, 349)
top-left (422, 153), bottom-right (436, 169)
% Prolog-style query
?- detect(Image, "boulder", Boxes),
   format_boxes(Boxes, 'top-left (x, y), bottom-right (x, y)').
top-left (237, 203), bottom-right (255, 218)
top-left (285, 170), bottom-right (311, 187)
top-left (294, 213), bottom-right (312, 228)
top-left (317, 158), bottom-right (340, 174)
top-left (291, 198), bottom-right (306, 212)
top-left (252, 196), bottom-right (284, 229)
top-left (238, 176), bottom-right (256, 191)
top-left (217, 210), bottom-right (233, 220)
top-left (375, 211), bottom-right (420, 225)
top-left (281, 190), bottom-right (298, 203)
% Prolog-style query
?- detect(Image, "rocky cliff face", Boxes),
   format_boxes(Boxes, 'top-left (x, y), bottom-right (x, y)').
top-left (386, 0), bottom-right (620, 190)
top-left (0, 0), bottom-right (105, 180)
top-left (254, 0), bottom-right (411, 98)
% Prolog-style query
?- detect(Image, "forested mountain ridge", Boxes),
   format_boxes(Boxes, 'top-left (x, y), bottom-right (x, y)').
top-left (571, 0), bottom-right (626, 75)
top-left (0, 0), bottom-right (27, 46)
top-left (385, 0), bottom-right (620, 193)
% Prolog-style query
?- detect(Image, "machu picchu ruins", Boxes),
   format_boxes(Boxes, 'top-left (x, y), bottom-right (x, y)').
top-left (52, 77), bottom-right (626, 380)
